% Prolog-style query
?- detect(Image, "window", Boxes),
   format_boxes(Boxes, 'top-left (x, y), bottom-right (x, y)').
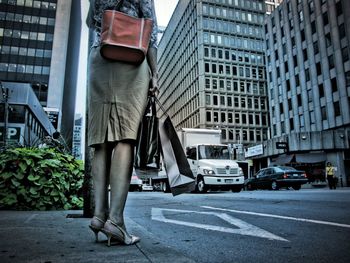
top-left (313, 41), bottom-right (319, 54)
top-left (289, 118), bottom-right (294, 131)
top-left (336, 1), bottom-right (343, 16)
top-left (325, 33), bottom-right (331, 47)
top-left (339, 24), bottom-right (346, 40)
top-left (316, 62), bottom-right (322, 75)
top-left (319, 84), bottom-right (324, 97)
top-left (328, 54), bottom-right (334, 69)
top-left (321, 106), bottom-right (327, 120)
top-left (334, 101), bottom-right (341, 116)
top-left (206, 111), bottom-right (211, 122)
top-left (346, 71), bottom-right (350, 86)
top-left (331, 78), bottom-right (338, 93)
top-left (342, 47), bottom-right (349, 62)
top-left (323, 12), bottom-right (329, 26)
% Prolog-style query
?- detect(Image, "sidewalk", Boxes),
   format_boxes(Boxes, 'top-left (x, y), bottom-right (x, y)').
top-left (0, 210), bottom-right (195, 263)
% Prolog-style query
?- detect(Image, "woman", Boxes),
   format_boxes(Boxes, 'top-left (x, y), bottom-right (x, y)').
top-left (86, 0), bottom-right (158, 245)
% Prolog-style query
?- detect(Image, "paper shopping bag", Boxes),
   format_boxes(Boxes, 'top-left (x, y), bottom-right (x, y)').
top-left (158, 116), bottom-right (195, 196)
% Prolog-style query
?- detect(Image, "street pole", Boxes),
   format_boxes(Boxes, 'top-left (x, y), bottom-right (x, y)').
top-left (1, 84), bottom-right (9, 146)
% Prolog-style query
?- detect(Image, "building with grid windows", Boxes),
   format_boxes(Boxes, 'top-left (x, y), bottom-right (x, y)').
top-left (251, 0), bottom-right (350, 185)
top-left (0, 0), bottom-right (81, 147)
top-left (158, 0), bottom-right (269, 160)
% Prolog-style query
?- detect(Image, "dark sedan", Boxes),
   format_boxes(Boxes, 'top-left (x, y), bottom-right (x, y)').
top-left (245, 166), bottom-right (308, 191)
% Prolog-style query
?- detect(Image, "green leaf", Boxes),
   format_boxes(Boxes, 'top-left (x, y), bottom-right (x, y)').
top-left (29, 187), bottom-right (38, 195)
top-left (11, 178), bottom-right (21, 187)
top-left (28, 175), bottom-right (40, 181)
top-left (1, 172), bottom-right (13, 180)
top-left (14, 172), bottom-right (25, 180)
top-left (19, 162), bottom-right (27, 172)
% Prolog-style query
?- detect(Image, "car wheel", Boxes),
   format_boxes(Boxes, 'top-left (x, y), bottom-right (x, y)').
top-left (271, 181), bottom-right (279, 190)
top-left (246, 183), bottom-right (254, 191)
top-left (197, 177), bottom-right (208, 193)
top-left (292, 185), bottom-right (301, 190)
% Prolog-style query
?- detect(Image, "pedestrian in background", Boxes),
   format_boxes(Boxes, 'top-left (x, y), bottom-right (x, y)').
top-left (326, 162), bottom-right (336, 189)
top-left (86, 0), bottom-right (158, 245)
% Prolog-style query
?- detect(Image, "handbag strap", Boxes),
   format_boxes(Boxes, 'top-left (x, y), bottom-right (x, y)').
top-left (114, 0), bottom-right (143, 17)
top-left (115, 0), bottom-right (124, 10)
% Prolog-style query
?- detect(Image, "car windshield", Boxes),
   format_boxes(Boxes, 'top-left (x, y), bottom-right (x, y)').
top-left (275, 166), bottom-right (297, 172)
top-left (198, 145), bottom-right (229, 160)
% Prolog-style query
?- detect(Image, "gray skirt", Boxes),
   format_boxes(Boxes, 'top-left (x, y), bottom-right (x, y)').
top-left (87, 46), bottom-right (151, 147)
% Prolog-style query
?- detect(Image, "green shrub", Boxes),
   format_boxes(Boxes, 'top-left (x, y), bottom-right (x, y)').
top-left (0, 147), bottom-right (84, 210)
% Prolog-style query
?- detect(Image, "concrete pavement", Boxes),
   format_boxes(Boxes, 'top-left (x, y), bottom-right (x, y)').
top-left (0, 210), bottom-right (196, 263)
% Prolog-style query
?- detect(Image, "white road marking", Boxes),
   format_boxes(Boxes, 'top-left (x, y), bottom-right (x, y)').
top-left (202, 206), bottom-right (350, 229)
top-left (152, 208), bottom-right (288, 242)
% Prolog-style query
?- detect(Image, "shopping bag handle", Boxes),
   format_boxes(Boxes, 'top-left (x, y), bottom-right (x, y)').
top-left (154, 97), bottom-right (169, 117)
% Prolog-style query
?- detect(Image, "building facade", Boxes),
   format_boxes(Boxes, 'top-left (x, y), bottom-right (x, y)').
top-left (72, 114), bottom-right (82, 159)
top-left (251, 0), bottom-right (350, 185)
top-left (158, 0), bottom-right (269, 158)
top-left (0, 0), bottom-right (81, 148)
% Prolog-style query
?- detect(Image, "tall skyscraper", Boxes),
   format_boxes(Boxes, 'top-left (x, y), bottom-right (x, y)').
top-left (0, 0), bottom-right (81, 147)
top-left (261, 0), bottom-right (350, 185)
top-left (158, 0), bottom-right (269, 156)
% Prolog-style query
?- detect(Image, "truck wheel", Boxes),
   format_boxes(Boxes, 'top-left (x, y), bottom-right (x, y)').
top-left (197, 178), bottom-right (208, 193)
top-left (246, 183), bottom-right (253, 191)
top-left (162, 182), bottom-right (170, 193)
top-left (231, 186), bottom-right (242, 193)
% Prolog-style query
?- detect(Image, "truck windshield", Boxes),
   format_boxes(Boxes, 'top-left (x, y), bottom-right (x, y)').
top-left (198, 145), bottom-right (229, 160)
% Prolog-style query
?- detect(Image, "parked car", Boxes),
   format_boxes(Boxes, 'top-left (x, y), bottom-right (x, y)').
top-left (129, 170), bottom-right (143, 192)
top-left (245, 166), bottom-right (308, 191)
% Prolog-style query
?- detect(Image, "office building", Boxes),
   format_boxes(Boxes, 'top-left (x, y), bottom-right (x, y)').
top-left (248, 0), bottom-right (349, 185)
top-left (158, 0), bottom-right (269, 159)
top-left (0, 0), bottom-right (81, 147)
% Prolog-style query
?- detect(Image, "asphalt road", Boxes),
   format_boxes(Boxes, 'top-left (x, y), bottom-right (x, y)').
top-left (125, 188), bottom-right (350, 263)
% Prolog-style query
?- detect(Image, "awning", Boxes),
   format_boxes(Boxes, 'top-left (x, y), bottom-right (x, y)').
top-left (270, 154), bottom-right (294, 165)
top-left (295, 153), bottom-right (326, 163)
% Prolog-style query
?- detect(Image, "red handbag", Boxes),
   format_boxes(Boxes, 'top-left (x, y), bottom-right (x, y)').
top-left (100, 8), bottom-right (153, 64)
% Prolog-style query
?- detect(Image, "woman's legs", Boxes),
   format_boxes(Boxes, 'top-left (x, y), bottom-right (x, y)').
top-left (91, 143), bottom-right (112, 220)
top-left (108, 140), bottom-right (134, 228)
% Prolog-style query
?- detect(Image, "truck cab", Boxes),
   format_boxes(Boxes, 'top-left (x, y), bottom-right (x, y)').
top-left (186, 144), bottom-right (245, 193)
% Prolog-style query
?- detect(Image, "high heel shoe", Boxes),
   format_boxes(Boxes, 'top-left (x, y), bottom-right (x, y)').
top-left (101, 219), bottom-right (140, 246)
top-left (89, 216), bottom-right (105, 242)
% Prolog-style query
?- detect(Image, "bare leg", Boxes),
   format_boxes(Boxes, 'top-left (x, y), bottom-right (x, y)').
top-left (108, 140), bottom-right (134, 228)
top-left (91, 143), bottom-right (112, 220)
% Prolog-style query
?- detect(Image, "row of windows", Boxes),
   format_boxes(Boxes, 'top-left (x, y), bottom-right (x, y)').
top-left (0, 11), bottom-right (55, 25)
top-left (271, 99), bottom-right (344, 136)
top-left (205, 78), bottom-right (265, 95)
top-left (205, 93), bottom-right (267, 110)
top-left (204, 62), bottom-right (265, 79)
top-left (203, 3), bottom-right (264, 23)
top-left (203, 18), bottom-right (263, 38)
top-left (206, 110), bottom-right (268, 126)
top-left (221, 128), bottom-right (268, 142)
top-left (205, 0), bottom-right (264, 12)
top-left (0, 0), bottom-right (56, 10)
top-left (0, 62), bottom-right (50, 75)
top-left (203, 32), bottom-right (264, 51)
top-left (0, 28), bottom-right (53, 41)
top-left (0, 45), bottom-right (52, 58)
top-left (204, 46), bottom-right (264, 65)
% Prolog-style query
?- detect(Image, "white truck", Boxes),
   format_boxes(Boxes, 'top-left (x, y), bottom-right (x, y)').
top-left (177, 128), bottom-right (245, 193)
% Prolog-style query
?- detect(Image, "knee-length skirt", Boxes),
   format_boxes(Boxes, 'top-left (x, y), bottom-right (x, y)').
top-left (87, 46), bottom-right (151, 147)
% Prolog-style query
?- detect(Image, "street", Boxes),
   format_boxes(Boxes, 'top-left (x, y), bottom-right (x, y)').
top-left (125, 188), bottom-right (350, 263)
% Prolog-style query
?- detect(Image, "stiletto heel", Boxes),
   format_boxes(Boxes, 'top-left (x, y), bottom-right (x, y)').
top-left (89, 216), bottom-right (105, 242)
top-left (102, 219), bottom-right (140, 246)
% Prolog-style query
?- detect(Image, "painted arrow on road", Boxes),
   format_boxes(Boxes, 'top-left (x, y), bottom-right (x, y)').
top-left (152, 208), bottom-right (288, 242)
